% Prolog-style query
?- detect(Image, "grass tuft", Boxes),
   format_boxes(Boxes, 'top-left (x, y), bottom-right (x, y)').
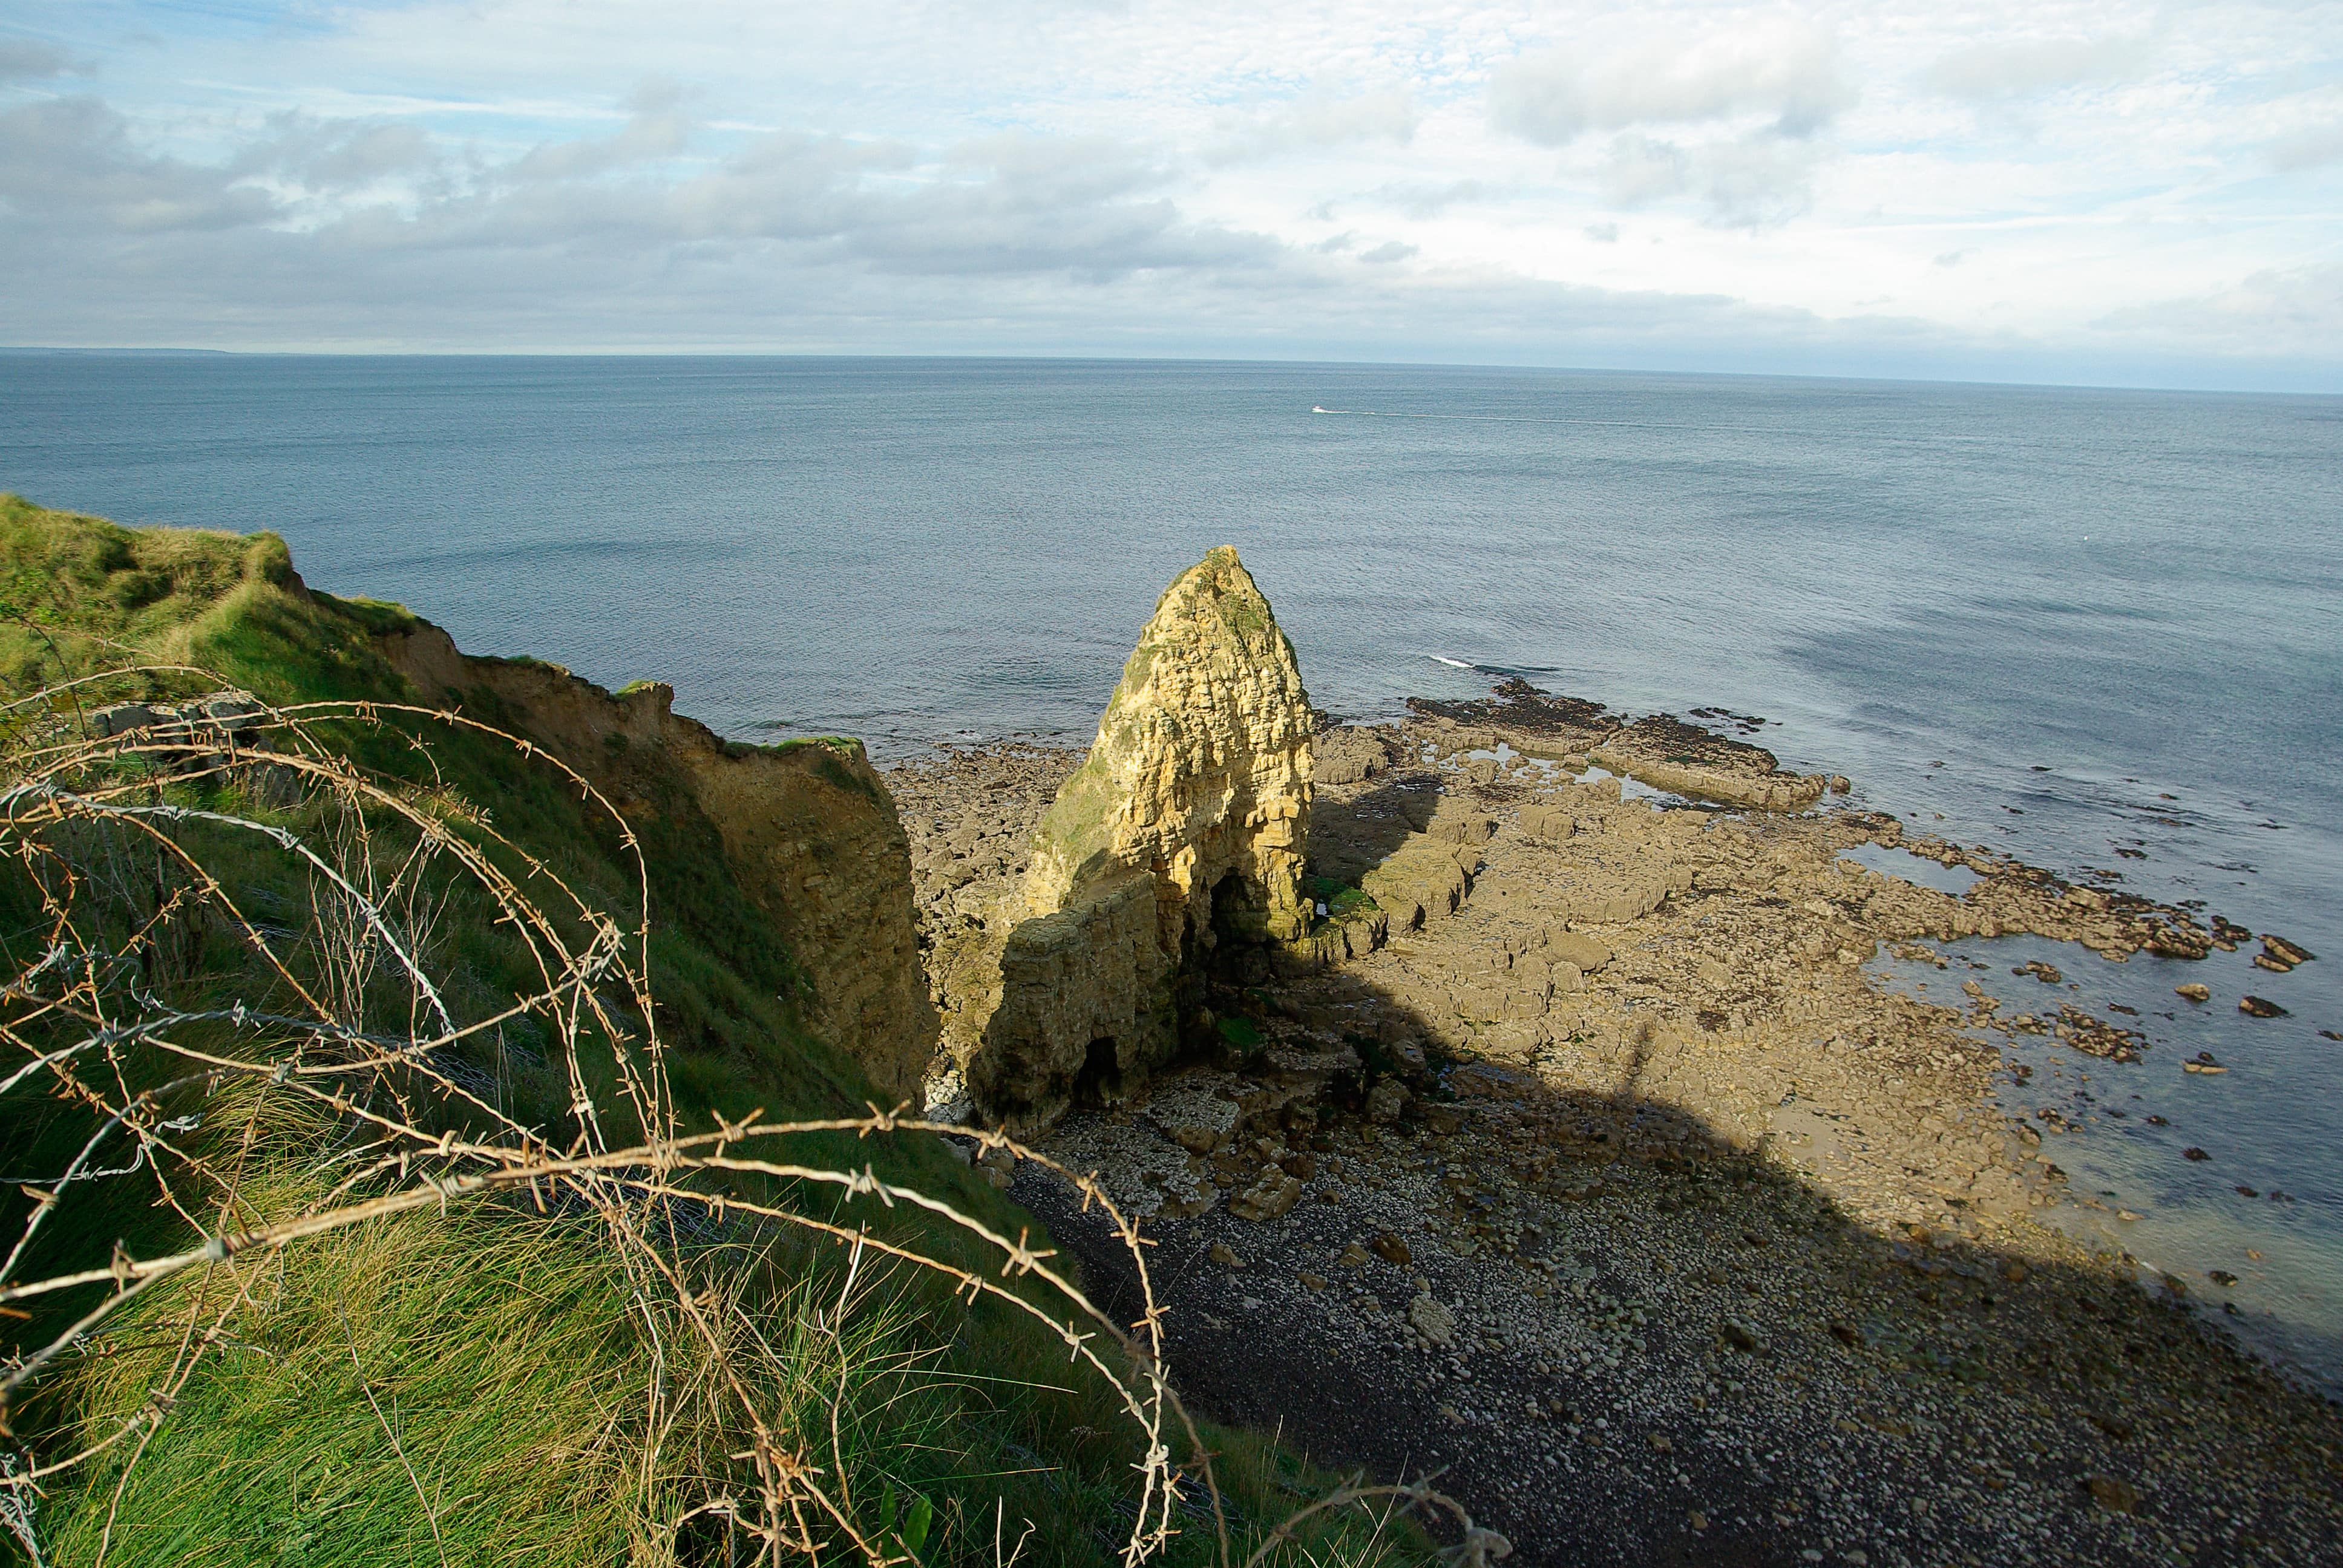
top-left (0, 497), bottom-right (1446, 1568)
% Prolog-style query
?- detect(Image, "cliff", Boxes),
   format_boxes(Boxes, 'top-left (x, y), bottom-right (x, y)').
top-left (945, 547), bottom-right (1316, 1129)
top-left (381, 622), bottom-right (936, 1100)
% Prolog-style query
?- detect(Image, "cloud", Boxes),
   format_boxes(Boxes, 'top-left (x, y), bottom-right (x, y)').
top-left (0, 97), bottom-right (278, 232)
top-left (2093, 263), bottom-right (2343, 353)
top-left (831, 136), bottom-right (1273, 278)
top-left (1357, 180), bottom-right (1487, 219)
top-left (0, 39), bottom-right (92, 80)
top-left (1918, 37), bottom-right (2152, 103)
top-left (0, 191), bottom-right (1904, 367)
top-left (1598, 131), bottom-right (1821, 228)
top-left (1207, 88), bottom-right (1417, 166)
top-left (1489, 25), bottom-right (1853, 146)
top-left (232, 113), bottom-right (444, 191)
top-left (1357, 240), bottom-right (1415, 264)
top-left (4, 2), bottom-right (2339, 388)
top-left (2266, 123), bottom-right (2343, 173)
top-left (0, 82), bottom-right (1270, 287)
top-left (389, 122), bottom-right (1263, 283)
top-left (505, 86), bottom-right (693, 184)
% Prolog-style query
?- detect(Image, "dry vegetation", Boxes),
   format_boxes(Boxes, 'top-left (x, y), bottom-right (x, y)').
top-left (0, 497), bottom-right (1480, 1568)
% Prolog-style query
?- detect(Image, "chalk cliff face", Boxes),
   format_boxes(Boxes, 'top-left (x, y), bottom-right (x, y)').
top-left (381, 624), bottom-right (937, 1100)
top-left (952, 547), bottom-right (1314, 1130)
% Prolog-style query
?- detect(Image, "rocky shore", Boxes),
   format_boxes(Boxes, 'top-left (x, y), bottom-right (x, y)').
top-left (882, 710), bottom-right (2343, 1567)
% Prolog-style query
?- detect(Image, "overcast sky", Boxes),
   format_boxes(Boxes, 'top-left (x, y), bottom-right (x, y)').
top-left (4, 1), bottom-right (2339, 388)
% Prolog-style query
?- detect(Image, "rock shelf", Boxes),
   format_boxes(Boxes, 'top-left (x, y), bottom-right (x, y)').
top-left (883, 702), bottom-right (2343, 1568)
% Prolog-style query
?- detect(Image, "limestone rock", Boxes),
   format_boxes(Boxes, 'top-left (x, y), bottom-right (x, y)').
top-left (1409, 1292), bottom-right (1458, 1348)
top-left (1425, 799), bottom-right (1494, 846)
top-left (1366, 1078), bottom-right (1410, 1123)
top-left (1361, 837), bottom-right (1468, 930)
top-left (1145, 1079), bottom-right (1244, 1152)
top-left (381, 623), bottom-right (936, 1099)
top-left (1589, 713), bottom-right (1826, 811)
top-left (958, 547), bottom-right (1315, 1129)
top-left (1546, 932), bottom-right (1612, 973)
top-left (1518, 803), bottom-right (1575, 840)
top-left (1230, 1168), bottom-right (1303, 1221)
top-left (1314, 724), bottom-right (1396, 785)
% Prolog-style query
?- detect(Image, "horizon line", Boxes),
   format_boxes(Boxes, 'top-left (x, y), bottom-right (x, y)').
top-left (4, 345), bottom-right (2338, 400)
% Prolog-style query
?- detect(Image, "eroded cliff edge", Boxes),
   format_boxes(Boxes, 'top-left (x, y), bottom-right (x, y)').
top-left (382, 621), bottom-right (937, 1099)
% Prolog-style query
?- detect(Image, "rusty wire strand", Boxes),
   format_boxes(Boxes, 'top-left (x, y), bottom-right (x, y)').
top-left (0, 671), bottom-right (1480, 1567)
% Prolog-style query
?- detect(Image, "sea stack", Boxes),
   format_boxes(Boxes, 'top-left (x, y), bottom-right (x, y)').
top-left (957, 546), bottom-right (1314, 1129)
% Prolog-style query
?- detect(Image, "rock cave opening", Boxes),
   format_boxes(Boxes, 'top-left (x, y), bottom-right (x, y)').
top-left (1073, 1035), bottom-right (1124, 1108)
top-left (1205, 869), bottom-right (1275, 986)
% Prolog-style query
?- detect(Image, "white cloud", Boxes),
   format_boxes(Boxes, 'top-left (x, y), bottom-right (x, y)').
top-left (0, 97), bottom-right (280, 232)
top-left (1918, 36), bottom-right (2154, 103)
top-left (1354, 180), bottom-right (1489, 220)
top-left (0, 39), bottom-right (92, 80)
top-left (1489, 24), bottom-right (1855, 145)
top-left (2094, 263), bottom-right (2343, 354)
top-left (231, 113), bottom-right (444, 192)
top-left (1207, 88), bottom-right (1417, 166)
top-left (2266, 123), bottom-right (2343, 172)
top-left (0, 1), bottom-right (2337, 388)
top-left (1597, 129), bottom-right (1824, 228)
top-left (0, 91), bottom-right (1268, 285)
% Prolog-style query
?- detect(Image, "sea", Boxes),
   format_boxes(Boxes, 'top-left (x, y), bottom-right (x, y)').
top-left (3, 353), bottom-right (2338, 1393)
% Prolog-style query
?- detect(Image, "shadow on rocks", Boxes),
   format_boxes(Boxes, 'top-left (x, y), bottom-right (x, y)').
top-left (1012, 979), bottom-right (2343, 1568)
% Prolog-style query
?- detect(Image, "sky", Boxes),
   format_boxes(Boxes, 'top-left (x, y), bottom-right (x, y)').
top-left (3, 1), bottom-right (2340, 388)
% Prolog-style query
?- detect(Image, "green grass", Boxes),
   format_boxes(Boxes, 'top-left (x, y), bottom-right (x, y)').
top-left (0, 496), bottom-right (1427, 1568)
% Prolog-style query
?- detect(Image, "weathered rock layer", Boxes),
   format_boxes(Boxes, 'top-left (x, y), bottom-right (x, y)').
top-left (1410, 679), bottom-right (1830, 809)
top-left (948, 547), bottom-right (1315, 1129)
top-left (382, 622), bottom-right (937, 1099)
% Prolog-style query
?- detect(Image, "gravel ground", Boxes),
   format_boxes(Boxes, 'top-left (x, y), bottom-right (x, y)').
top-left (893, 730), bottom-right (2343, 1567)
top-left (1018, 1086), bottom-right (2342, 1567)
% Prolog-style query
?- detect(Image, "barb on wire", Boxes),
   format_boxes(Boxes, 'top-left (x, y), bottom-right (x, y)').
top-left (0, 666), bottom-right (1486, 1568)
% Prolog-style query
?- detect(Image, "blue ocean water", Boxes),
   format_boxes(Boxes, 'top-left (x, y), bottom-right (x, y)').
top-left (3, 354), bottom-right (2339, 1387)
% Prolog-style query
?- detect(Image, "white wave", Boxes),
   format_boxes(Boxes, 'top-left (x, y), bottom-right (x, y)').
top-left (1427, 653), bottom-right (1474, 669)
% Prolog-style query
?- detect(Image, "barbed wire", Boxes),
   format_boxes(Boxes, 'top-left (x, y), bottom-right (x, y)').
top-left (0, 669), bottom-right (1492, 1567)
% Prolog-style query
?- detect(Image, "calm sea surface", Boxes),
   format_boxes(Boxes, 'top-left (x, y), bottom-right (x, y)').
top-left (4, 354), bottom-right (2339, 1389)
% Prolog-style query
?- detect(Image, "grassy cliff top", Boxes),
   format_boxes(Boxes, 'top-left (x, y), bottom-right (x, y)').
top-left (0, 498), bottom-right (1415, 1568)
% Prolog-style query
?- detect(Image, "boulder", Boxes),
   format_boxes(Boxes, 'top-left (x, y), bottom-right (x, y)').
top-left (1409, 1293), bottom-right (1459, 1348)
top-left (1360, 835), bottom-right (1469, 930)
top-left (1230, 1169), bottom-right (1304, 1222)
top-left (1144, 1079), bottom-right (1244, 1152)
top-left (1518, 803), bottom-right (1575, 840)
top-left (1366, 1079), bottom-right (1410, 1123)
top-left (1426, 798), bottom-right (1494, 845)
top-left (90, 702), bottom-right (158, 739)
top-left (1546, 932), bottom-right (1612, 973)
top-left (1314, 725), bottom-right (1395, 785)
